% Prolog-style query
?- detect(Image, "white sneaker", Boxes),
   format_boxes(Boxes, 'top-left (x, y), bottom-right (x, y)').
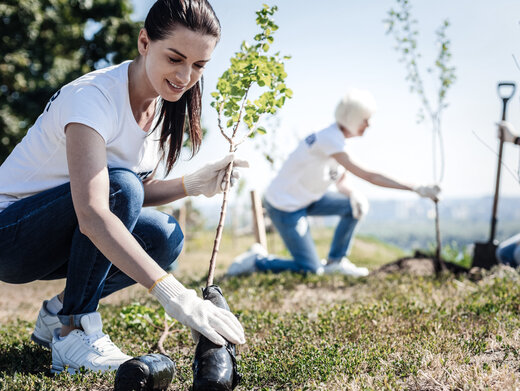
top-left (226, 243), bottom-right (268, 276)
top-left (51, 312), bottom-right (132, 374)
top-left (31, 300), bottom-right (62, 349)
top-left (323, 258), bottom-right (369, 277)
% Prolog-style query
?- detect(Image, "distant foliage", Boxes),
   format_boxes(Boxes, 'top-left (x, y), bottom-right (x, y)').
top-left (0, 0), bottom-right (140, 163)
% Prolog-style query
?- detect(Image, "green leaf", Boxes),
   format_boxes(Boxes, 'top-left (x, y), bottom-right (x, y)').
top-left (210, 3), bottom-right (291, 141)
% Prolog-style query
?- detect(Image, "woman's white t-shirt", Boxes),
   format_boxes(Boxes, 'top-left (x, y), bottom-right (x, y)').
top-left (264, 123), bottom-right (346, 212)
top-left (0, 61), bottom-right (161, 212)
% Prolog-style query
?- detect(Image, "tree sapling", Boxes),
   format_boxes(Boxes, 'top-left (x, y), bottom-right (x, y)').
top-left (385, 0), bottom-right (456, 272)
top-left (192, 5), bottom-right (292, 391)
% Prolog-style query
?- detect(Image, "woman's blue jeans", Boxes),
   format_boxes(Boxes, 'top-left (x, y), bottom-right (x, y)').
top-left (256, 192), bottom-right (359, 274)
top-left (0, 168), bottom-right (184, 327)
top-left (496, 233), bottom-right (520, 267)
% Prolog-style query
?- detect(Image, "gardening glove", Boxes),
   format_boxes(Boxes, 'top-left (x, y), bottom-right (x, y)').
top-left (497, 120), bottom-right (519, 144)
top-left (413, 184), bottom-right (441, 201)
top-left (182, 154), bottom-right (249, 197)
top-left (348, 189), bottom-right (369, 220)
top-left (150, 274), bottom-right (245, 346)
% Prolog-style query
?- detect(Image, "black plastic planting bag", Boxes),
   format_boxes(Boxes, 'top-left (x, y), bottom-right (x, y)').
top-left (192, 285), bottom-right (241, 391)
top-left (114, 353), bottom-right (175, 391)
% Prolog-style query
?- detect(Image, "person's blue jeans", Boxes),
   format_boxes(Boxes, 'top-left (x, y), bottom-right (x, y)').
top-left (0, 168), bottom-right (184, 327)
top-left (256, 192), bottom-right (359, 274)
top-left (496, 233), bottom-right (520, 267)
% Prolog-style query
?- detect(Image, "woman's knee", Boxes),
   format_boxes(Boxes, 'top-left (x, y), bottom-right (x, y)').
top-left (108, 168), bottom-right (144, 219)
top-left (135, 210), bottom-right (184, 270)
top-left (156, 222), bottom-right (184, 270)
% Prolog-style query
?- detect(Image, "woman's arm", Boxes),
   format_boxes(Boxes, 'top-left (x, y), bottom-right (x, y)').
top-left (332, 151), bottom-right (414, 191)
top-left (142, 154), bottom-right (249, 207)
top-left (66, 123), bottom-right (166, 288)
top-left (66, 123), bottom-right (245, 345)
top-left (142, 177), bottom-right (187, 207)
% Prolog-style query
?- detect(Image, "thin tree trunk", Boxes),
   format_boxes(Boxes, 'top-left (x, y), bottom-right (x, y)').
top-left (206, 146), bottom-right (235, 287)
top-left (433, 200), bottom-right (446, 274)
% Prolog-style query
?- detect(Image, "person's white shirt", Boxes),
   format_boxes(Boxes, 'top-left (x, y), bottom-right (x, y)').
top-left (264, 123), bottom-right (346, 212)
top-left (0, 61), bottom-right (160, 212)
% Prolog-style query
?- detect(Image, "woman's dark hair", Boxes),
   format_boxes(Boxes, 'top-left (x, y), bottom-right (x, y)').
top-left (145, 0), bottom-right (221, 174)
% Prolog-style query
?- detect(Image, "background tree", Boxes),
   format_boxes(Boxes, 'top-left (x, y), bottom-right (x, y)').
top-left (385, 0), bottom-right (456, 271)
top-left (0, 0), bottom-right (140, 163)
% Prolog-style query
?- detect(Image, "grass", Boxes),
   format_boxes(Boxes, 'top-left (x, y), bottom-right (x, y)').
top-left (1, 230), bottom-right (519, 390)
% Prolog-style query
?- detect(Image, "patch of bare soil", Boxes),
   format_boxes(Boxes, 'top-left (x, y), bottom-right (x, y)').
top-left (374, 251), bottom-right (469, 277)
top-left (0, 279), bottom-right (145, 323)
top-left (277, 283), bottom-right (360, 313)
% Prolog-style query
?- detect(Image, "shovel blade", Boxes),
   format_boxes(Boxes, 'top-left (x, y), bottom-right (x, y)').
top-left (472, 241), bottom-right (499, 269)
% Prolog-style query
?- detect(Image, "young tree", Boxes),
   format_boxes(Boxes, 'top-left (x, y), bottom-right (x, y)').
top-left (385, 0), bottom-right (456, 271)
top-left (0, 0), bottom-right (140, 163)
top-left (207, 4), bottom-right (292, 286)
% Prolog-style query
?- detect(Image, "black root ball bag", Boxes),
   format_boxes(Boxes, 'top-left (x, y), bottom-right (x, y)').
top-left (192, 285), bottom-right (241, 391)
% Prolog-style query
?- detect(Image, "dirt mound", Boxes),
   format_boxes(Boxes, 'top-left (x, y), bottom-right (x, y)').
top-left (374, 251), bottom-right (468, 277)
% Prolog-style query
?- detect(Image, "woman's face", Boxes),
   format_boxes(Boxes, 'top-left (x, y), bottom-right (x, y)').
top-left (138, 25), bottom-right (218, 102)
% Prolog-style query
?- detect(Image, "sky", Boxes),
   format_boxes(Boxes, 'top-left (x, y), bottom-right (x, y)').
top-left (132, 0), bottom-right (520, 202)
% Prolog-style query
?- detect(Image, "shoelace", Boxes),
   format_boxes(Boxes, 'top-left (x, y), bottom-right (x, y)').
top-left (83, 333), bottom-right (118, 354)
top-left (341, 258), bottom-right (356, 267)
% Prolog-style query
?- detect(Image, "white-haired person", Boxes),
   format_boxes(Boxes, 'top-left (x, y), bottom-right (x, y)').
top-left (227, 89), bottom-right (441, 277)
top-left (495, 120), bottom-right (520, 267)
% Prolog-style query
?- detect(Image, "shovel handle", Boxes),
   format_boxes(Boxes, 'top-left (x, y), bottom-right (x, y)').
top-left (497, 82), bottom-right (516, 120)
top-left (497, 82), bottom-right (516, 100)
top-left (489, 82), bottom-right (516, 242)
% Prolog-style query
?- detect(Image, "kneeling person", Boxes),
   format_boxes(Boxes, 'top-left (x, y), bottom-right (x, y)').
top-left (227, 89), bottom-right (440, 277)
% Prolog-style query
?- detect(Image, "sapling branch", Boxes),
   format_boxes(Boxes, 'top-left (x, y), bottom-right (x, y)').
top-left (238, 120), bottom-right (266, 146)
top-left (217, 101), bottom-right (233, 145)
top-left (232, 85), bottom-right (252, 138)
top-left (513, 54), bottom-right (520, 71)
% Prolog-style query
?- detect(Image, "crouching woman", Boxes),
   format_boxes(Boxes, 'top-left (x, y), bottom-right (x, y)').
top-left (0, 0), bottom-right (246, 374)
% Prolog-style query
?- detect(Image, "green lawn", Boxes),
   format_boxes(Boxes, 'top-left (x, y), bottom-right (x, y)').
top-left (1, 231), bottom-right (519, 390)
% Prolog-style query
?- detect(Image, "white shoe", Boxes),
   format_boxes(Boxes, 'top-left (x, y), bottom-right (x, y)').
top-left (323, 258), bottom-right (369, 277)
top-left (31, 300), bottom-right (62, 349)
top-left (226, 243), bottom-right (268, 276)
top-left (51, 312), bottom-right (132, 374)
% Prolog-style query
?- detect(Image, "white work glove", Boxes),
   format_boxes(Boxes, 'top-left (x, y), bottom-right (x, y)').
top-left (150, 274), bottom-right (245, 346)
top-left (348, 189), bottom-right (369, 220)
top-left (497, 120), bottom-right (519, 144)
top-left (413, 184), bottom-right (441, 201)
top-left (182, 154), bottom-right (249, 197)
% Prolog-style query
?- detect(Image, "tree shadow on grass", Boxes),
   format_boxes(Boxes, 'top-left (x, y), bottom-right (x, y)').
top-left (0, 342), bottom-right (52, 376)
